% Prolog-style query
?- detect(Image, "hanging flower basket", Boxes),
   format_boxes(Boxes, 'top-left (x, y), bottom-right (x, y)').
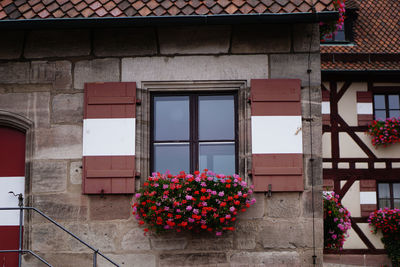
top-left (366, 118), bottom-right (400, 147)
top-left (132, 170), bottom-right (255, 236)
top-left (368, 208), bottom-right (400, 265)
top-left (323, 192), bottom-right (351, 250)
top-left (320, 0), bottom-right (346, 40)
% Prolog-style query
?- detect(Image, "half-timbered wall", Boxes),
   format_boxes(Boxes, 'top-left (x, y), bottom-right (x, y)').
top-left (322, 79), bottom-right (400, 265)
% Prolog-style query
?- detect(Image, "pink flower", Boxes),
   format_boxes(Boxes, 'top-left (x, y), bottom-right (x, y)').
top-left (186, 206), bottom-right (193, 211)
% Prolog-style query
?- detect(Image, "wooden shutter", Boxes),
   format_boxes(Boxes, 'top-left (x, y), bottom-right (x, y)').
top-left (357, 92), bottom-right (373, 126)
top-left (360, 180), bottom-right (377, 217)
top-left (250, 79), bottom-right (303, 192)
top-left (83, 82), bottom-right (136, 194)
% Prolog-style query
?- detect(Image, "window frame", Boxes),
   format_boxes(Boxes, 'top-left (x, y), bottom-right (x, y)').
top-left (149, 91), bottom-right (239, 174)
top-left (377, 182), bottom-right (400, 209)
top-left (373, 93), bottom-right (400, 120)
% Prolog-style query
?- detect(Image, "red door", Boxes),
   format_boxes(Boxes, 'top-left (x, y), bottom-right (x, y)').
top-left (0, 126), bottom-right (25, 267)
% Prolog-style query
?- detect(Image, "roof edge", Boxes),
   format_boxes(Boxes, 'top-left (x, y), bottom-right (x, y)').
top-left (0, 11), bottom-right (338, 29)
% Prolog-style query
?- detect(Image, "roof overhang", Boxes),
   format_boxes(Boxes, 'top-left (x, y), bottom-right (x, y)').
top-left (0, 11), bottom-right (338, 30)
top-left (322, 70), bottom-right (400, 82)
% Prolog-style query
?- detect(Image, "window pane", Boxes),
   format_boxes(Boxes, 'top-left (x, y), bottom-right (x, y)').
top-left (199, 95), bottom-right (234, 140)
top-left (379, 199), bottom-right (391, 209)
top-left (375, 110), bottom-right (387, 120)
top-left (154, 96), bottom-right (189, 141)
top-left (394, 199), bottom-right (400, 209)
top-left (199, 143), bottom-right (235, 175)
top-left (393, 183), bottom-right (400, 198)
top-left (389, 110), bottom-right (400, 119)
top-left (154, 143), bottom-right (190, 174)
top-left (334, 30), bottom-right (345, 41)
top-left (378, 183), bottom-right (390, 198)
top-left (388, 95), bottom-right (400, 109)
top-left (374, 95), bottom-right (386, 109)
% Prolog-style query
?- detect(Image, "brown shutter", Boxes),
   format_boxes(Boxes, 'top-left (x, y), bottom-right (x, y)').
top-left (357, 92), bottom-right (373, 126)
top-left (360, 179), bottom-right (377, 217)
top-left (250, 79), bottom-right (303, 192)
top-left (83, 82), bottom-right (136, 194)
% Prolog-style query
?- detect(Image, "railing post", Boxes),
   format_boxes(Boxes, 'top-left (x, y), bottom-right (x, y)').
top-left (93, 250), bottom-right (98, 267)
top-left (18, 194), bottom-right (24, 267)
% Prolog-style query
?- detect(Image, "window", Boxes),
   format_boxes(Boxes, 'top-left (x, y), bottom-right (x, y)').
top-left (378, 183), bottom-right (400, 209)
top-left (322, 26), bottom-right (346, 42)
top-left (150, 92), bottom-right (237, 175)
top-left (373, 94), bottom-right (400, 120)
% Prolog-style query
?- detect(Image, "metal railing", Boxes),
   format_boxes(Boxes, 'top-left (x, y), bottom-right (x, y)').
top-left (0, 192), bottom-right (120, 267)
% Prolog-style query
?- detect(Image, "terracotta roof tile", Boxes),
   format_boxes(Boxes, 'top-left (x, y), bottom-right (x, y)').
top-left (321, 0), bottom-right (400, 54)
top-left (0, 0), bottom-right (334, 19)
top-left (321, 60), bottom-right (400, 71)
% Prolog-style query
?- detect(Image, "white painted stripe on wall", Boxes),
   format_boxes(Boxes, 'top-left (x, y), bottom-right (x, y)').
top-left (322, 101), bottom-right (330, 114)
top-left (83, 118), bottom-right (136, 156)
top-left (357, 103), bottom-right (373, 114)
top-left (360, 191), bottom-right (377, 204)
top-left (0, 177), bottom-right (24, 226)
top-left (251, 116), bottom-right (303, 154)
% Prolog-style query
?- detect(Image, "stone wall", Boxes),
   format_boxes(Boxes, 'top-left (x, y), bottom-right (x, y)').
top-left (0, 23), bottom-right (323, 267)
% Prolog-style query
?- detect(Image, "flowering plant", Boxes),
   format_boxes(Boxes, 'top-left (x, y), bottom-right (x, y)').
top-left (367, 118), bottom-right (400, 147)
top-left (320, 0), bottom-right (346, 40)
top-left (132, 170), bottom-right (256, 236)
top-left (323, 192), bottom-right (352, 250)
top-left (368, 208), bottom-right (400, 265)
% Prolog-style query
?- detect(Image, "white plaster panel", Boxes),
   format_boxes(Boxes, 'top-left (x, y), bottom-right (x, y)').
top-left (343, 228), bottom-right (368, 249)
top-left (321, 101), bottom-right (330, 114)
top-left (360, 191), bottom-right (377, 204)
top-left (358, 223), bottom-right (384, 249)
top-left (341, 180), bottom-right (361, 217)
top-left (338, 162), bottom-right (350, 169)
top-left (0, 177), bottom-right (24, 226)
top-left (338, 82), bottom-right (367, 126)
top-left (251, 116), bottom-right (302, 154)
top-left (121, 55), bottom-right (268, 84)
top-left (83, 118), bottom-right (135, 156)
top-left (355, 162), bottom-right (369, 169)
top-left (356, 132), bottom-right (400, 158)
top-left (374, 162), bottom-right (386, 169)
top-left (322, 133), bottom-right (331, 158)
top-left (339, 132), bottom-right (368, 158)
top-left (357, 103), bottom-right (373, 114)
top-left (322, 162), bottom-right (332, 169)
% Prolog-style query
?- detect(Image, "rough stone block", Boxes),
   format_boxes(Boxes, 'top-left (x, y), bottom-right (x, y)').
top-left (293, 23), bottom-right (320, 52)
top-left (302, 189), bottom-right (323, 218)
top-left (270, 53), bottom-right (321, 86)
top-left (0, 62), bottom-right (29, 83)
top-left (30, 61), bottom-right (72, 89)
top-left (97, 254), bottom-right (156, 267)
top-left (31, 160), bottom-right (67, 193)
top-left (150, 232), bottom-right (188, 250)
top-left (0, 92), bottom-right (50, 127)
top-left (300, 248), bottom-right (323, 266)
top-left (0, 30), bottom-right (24, 59)
top-left (230, 251), bottom-right (301, 267)
top-left (234, 221), bottom-right (260, 250)
top-left (94, 27), bottom-right (157, 57)
top-left (159, 253), bottom-right (227, 267)
top-left (25, 30), bottom-right (90, 59)
top-left (187, 232), bottom-right (234, 250)
top-left (74, 58), bottom-right (120, 90)
top-left (232, 24), bottom-right (291, 53)
top-left (89, 195), bottom-right (132, 220)
top-left (265, 192), bottom-right (301, 218)
top-left (259, 219), bottom-right (319, 249)
top-left (70, 161), bottom-right (82, 185)
top-left (52, 93), bottom-right (83, 123)
top-left (159, 25), bottom-right (230, 54)
top-left (237, 193), bottom-right (264, 219)
top-left (120, 227), bottom-right (151, 251)
top-left (32, 194), bottom-right (88, 223)
top-left (34, 125), bottom-right (82, 159)
top-left (0, 83), bottom-right (52, 93)
top-left (122, 55), bottom-right (268, 84)
top-left (22, 253), bottom-right (92, 267)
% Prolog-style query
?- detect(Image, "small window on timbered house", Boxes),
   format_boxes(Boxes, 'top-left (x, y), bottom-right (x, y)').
top-left (378, 183), bottom-right (400, 209)
top-left (150, 92), bottom-right (237, 175)
top-left (373, 94), bottom-right (400, 120)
